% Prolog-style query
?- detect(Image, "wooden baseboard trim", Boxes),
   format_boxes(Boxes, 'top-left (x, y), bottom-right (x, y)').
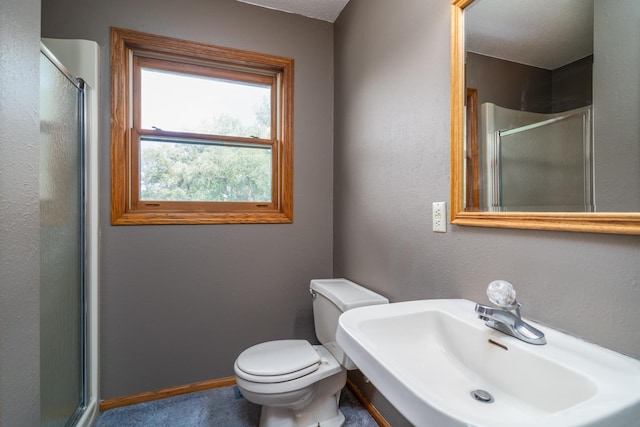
top-left (101, 375), bottom-right (390, 426)
top-left (346, 378), bottom-right (391, 427)
top-left (100, 376), bottom-right (236, 412)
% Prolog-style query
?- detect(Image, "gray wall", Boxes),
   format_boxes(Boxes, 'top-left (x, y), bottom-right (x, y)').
top-left (0, 0), bottom-right (42, 424)
top-left (335, 0), bottom-right (640, 358)
top-left (467, 52), bottom-right (551, 113)
top-left (31, 0), bottom-right (640, 417)
top-left (593, 0), bottom-right (640, 211)
top-left (41, 0), bottom-right (334, 399)
top-left (335, 0), bottom-right (639, 422)
top-left (466, 52), bottom-right (592, 114)
top-left (551, 55), bottom-right (592, 113)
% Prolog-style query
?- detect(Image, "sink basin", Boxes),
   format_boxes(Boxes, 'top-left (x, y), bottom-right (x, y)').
top-left (336, 299), bottom-right (640, 427)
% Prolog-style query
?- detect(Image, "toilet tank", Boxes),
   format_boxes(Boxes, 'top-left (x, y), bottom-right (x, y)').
top-left (310, 278), bottom-right (388, 370)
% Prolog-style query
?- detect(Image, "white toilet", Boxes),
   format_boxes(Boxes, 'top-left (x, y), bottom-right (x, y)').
top-left (234, 278), bottom-right (389, 427)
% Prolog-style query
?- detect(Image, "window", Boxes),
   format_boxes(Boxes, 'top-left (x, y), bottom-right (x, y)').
top-left (110, 27), bottom-right (293, 224)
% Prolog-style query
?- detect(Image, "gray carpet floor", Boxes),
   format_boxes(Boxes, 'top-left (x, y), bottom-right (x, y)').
top-left (96, 385), bottom-right (379, 427)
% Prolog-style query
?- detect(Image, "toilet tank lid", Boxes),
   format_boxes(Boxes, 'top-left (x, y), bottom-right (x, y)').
top-left (310, 278), bottom-right (389, 311)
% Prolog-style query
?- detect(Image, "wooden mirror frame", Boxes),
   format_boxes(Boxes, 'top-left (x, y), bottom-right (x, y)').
top-left (450, 0), bottom-right (640, 235)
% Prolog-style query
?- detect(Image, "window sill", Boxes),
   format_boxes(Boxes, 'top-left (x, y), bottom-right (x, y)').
top-left (111, 210), bottom-right (293, 225)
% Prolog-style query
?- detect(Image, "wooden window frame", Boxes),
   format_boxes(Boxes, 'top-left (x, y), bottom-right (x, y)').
top-left (110, 27), bottom-right (294, 225)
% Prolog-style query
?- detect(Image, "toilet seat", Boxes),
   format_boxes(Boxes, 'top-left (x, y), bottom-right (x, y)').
top-left (235, 340), bottom-right (321, 383)
top-left (235, 344), bottom-right (344, 396)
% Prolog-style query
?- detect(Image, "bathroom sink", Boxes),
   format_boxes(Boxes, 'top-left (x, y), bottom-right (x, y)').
top-left (336, 299), bottom-right (640, 427)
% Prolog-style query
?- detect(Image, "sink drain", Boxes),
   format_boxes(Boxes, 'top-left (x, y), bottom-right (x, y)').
top-left (470, 389), bottom-right (494, 403)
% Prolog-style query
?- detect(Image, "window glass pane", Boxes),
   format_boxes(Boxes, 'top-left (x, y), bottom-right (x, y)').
top-left (140, 69), bottom-right (271, 139)
top-left (140, 137), bottom-right (272, 202)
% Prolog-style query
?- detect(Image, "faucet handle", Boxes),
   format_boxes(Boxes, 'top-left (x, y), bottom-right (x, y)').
top-left (487, 280), bottom-right (517, 309)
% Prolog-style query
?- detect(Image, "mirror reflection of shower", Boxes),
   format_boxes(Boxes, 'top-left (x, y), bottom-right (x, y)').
top-left (463, 0), bottom-right (604, 213)
top-left (480, 103), bottom-right (594, 212)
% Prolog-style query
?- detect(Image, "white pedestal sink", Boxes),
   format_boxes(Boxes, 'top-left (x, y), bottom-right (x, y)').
top-left (336, 299), bottom-right (640, 427)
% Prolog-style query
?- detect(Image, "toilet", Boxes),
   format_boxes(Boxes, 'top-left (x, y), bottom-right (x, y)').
top-left (234, 278), bottom-right (389, 427)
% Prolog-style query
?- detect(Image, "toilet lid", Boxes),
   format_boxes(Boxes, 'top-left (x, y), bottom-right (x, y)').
top-left (236, 340), bottom-right (320, 382)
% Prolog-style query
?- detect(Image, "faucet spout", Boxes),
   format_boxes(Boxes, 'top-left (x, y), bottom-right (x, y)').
top-left (475, 303), bottom-right (546, 345)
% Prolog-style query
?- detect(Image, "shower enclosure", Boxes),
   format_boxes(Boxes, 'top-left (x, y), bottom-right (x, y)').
top-left (39, 40), bottom-right (100, 427)
top-left (479, 102), bottom-right (594, 212)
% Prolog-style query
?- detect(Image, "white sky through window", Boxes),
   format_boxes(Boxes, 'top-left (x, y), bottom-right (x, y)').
top-left (140, 69), bottom-right (270, 136)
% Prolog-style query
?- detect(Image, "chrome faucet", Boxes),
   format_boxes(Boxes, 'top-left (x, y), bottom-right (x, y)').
top-left (475, 281), bottom-right (546, 345)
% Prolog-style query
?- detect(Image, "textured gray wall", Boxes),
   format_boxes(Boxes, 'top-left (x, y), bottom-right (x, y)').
top-left (0, 0), bottom-right (41, 424)
top-left (466, 52), bottom-right (552, 113)
top-left (335, 1), bottom-right (639, 423)
top-left (37, 0), bottom-right (640, 413)
top-left (41, 0), bottom-right (334, 399)
top-left (593, 0), bottom-right (640, 211)
top-left (334, 0), bottom-right (640, 358)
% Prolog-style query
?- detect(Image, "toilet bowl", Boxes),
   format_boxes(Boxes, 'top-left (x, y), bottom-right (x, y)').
top-left (234, 279), bottom-right (388, 427)
top-left (235, 341), bottom-right (346, 427)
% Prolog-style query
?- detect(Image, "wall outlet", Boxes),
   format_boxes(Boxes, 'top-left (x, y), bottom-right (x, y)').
top-left (432, 201), bottom-right (447, 233)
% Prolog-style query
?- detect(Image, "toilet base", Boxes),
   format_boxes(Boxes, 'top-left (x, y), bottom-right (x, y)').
top-left (258, 386), bottom-right (345, 427)
top-left (248, 368), bottom-right (347, 427)
top-left (260, 405), bottom-right (345, 427)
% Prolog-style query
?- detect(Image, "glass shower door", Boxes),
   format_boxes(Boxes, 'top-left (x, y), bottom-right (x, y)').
top-left (498, 109), bottom-right (593, 212)
top-left (40, 47), bottom-right (86, 427)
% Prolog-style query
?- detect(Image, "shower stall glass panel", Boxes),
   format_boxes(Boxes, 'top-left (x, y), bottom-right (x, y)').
top-left (480, 103), bottom-right (594, 212)
top-left (40, 47), bottom-right (86, 427)
top-left (498, 108), bottom-right (594, 212)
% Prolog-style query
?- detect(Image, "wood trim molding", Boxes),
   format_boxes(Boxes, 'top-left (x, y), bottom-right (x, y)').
top-left (99, 376), bottom-right (236, 412)
top-left (465, 88), bottom-right (479, 210)
top-left (450, 0), bottom-right (640, 234)
top-left (450, 0), bottom-right (640, 235)
top-left (346, 378), bottom-right (392, 427)
top-left (99, 376), bottom-right (390, 426)
top-left (110, 27), bottom-right (294, 225)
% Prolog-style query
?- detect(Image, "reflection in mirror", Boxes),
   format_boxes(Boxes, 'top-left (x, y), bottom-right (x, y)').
top-left (450, 0), bottom-right (640, 234)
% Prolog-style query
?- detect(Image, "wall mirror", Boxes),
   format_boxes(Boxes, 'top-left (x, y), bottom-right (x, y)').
top-left (451, 0), bottom-right (640, 234)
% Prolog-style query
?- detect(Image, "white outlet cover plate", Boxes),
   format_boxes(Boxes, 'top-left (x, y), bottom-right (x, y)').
top-left (432, 201), bottom-right (446, 233)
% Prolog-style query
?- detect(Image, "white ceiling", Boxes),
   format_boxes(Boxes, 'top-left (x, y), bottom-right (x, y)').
top-left (236, 0), bottom-right (350, 22)
top-left (235, 0), bottom-right (593, 69)
top-left (465, 0), bottom-right (594, 70)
